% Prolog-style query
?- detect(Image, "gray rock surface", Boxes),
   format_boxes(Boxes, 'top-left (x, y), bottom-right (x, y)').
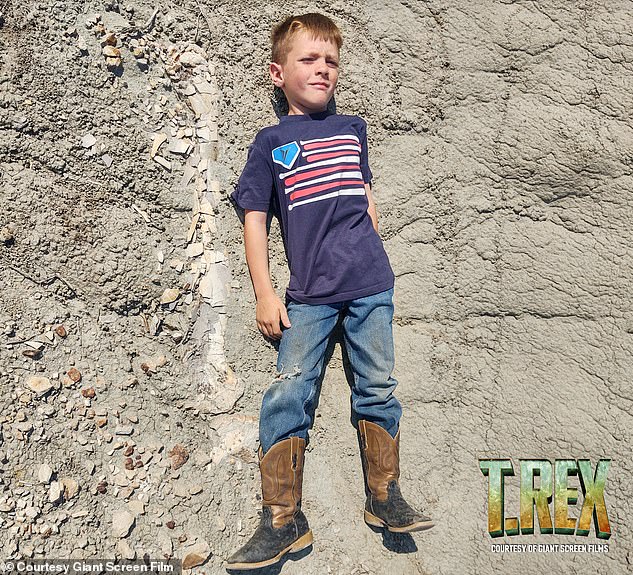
top-left (0, 1), bottom-right (631, 574)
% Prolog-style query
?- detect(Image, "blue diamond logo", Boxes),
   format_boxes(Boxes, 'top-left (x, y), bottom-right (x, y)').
top-left (272, 141), bottom-right (300, 169)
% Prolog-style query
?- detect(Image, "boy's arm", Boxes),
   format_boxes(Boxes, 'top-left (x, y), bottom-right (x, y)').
top-left (244, 210), bottom-right (275, 300)
top-left (365, 183), bottom-right (379, 233)
top-left (243, 209), bottom-right (291, 340)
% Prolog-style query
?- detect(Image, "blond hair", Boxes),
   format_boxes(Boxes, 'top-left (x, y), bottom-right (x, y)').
top-left (271, 13), bottom-right (343, 65)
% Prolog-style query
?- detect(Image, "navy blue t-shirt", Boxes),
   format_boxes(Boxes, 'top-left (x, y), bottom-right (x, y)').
top-left (230, 109), bottom-right (395, 305)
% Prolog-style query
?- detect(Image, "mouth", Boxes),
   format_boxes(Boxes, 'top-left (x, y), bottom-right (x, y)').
top-left (310, 83), bottom-right (330, 90)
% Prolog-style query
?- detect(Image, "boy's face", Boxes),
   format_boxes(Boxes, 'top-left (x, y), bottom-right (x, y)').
top-left (270, 30), bottom-right (339, 115)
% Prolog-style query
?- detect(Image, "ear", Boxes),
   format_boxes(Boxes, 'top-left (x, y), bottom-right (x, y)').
top-left (270, 62), bottom-right (284, 88)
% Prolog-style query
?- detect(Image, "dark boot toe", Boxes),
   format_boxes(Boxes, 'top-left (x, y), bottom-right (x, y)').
top-left (367, 481), bottom-right (434, 532)
top-left (225, 508), bottom-right (312, 569)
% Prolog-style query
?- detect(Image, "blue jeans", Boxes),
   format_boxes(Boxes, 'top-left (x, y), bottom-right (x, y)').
top-left (259, 287), bottom-right (402, 455)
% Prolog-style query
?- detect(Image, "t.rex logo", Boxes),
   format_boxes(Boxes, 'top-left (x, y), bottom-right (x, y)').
top-left (480, 459), bottom-right (611, 539)
top-left (272, 141), bottom-right (300, 169)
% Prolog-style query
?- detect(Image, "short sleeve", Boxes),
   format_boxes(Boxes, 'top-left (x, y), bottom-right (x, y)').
top-left (358, 119), bottom-right (373, 187)
top-left (230, 133), bottom-right (274, 212)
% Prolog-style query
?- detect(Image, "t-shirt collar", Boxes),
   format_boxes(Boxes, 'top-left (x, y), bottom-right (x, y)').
top-left (280, 109), bottom-right (334, 122)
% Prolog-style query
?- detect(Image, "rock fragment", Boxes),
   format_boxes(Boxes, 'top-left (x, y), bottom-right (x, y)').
top-left (151, 133), bottom-right (168, 158)
top-left (117, 539), bottom-right (135, 560)
top-left (111, 510), bottom-right (135, 538)
top-left (48, 481), bottom-right (62, 504)
top-left (54, 325), bottom-right (67, 338)
top-left (0, 226), bottom-right (14, 245)
top-left (103, 45), bottom-right (121, 58)
top-left (81, 133), bottom-right (97, 148)
top-left (115, 425), bottom-right (134, 436)
top-left (178, 51), bottom-right (206, 67)
top-left (67, 368), bottom-right (82, 383)
top-left (153, 155), bottom-right (171, 170)
top-left (182, 541), bottom-right (211, 569)
top-left (25, 376), bottom-right (53, 396)
top-left (160, 288), bottom-right (180, 305)
top-left (60, 477), bottom-right (79, 500)
top-left (38, 463), bottom-right (53, 484)
top-left (168, 444), bottom-right (189, 470)
top-left (101, 32), bottom-right (116, 47)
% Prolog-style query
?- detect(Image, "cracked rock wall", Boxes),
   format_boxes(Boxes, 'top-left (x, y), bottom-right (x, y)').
top-left (1, 1), bottom-right (632, 574)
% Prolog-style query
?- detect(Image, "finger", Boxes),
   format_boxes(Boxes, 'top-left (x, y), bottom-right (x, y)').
top-left (264, 321), bottom-right (277, 339)
top-left (269, 325), bottom-right (282, 339)
top-left (280, 307), bottom-right (291, 328)
top-left (257, 322), bottom-right (269, 338)
top-left (263, 326), bottom-right (277, 340)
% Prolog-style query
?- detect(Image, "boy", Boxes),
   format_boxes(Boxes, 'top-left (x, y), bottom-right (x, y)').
top-left (226, 13), bottom-right (434, 570)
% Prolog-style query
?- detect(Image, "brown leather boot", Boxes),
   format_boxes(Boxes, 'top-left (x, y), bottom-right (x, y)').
top-left (226, 436), bottom-right (313, 570)
top-left (358, 420), bottom-right (434, 533)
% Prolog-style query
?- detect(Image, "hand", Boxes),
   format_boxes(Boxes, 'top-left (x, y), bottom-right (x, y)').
top-left (255, 293), bottom-right (291, 340)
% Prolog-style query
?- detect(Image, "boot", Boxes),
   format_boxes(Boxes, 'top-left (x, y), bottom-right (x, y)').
top-left (358, 420), bottom-right (434, 533)
top-left (225, 436), bottom-right (313, 570)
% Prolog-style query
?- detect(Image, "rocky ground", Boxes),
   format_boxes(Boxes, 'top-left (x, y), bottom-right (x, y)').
top-left (1, 1), bottom-right (631, 574)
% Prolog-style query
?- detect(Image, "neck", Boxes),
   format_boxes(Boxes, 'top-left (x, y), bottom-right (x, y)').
top-left (287, 102), bottom-right (328, 116)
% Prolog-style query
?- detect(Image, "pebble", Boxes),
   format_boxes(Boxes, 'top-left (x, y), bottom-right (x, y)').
top-left (48, 482), bottom-right (62, 504)
top-left (117, 539), bottom-right (135, 560)
top-left (169, 138), bottom-right (191, 155)
top-left (100, 32), bottom-right (116, 47)
top-left (102, 46), bottom-right (120, 58)
top-left (38, 463), bottom-right (53, 484)
top-left (179, 51), bottom-right (207, 68)
top-left (25, 376), bottom-right (53, 396)
top-left (151, 133), bottom-right (168, 158)
top-left (115, 425), bottom-right (133, 436)
top-left (182, 541), bottom-right (211, 569)
top-left (81, 133), bottom-right (97, 148)
top-left (0, 499), bottom-right (15, 512)
top-left (159, 288), bottom-right (180, 305)
top-left (60, 477), bottom-right (79, 500)
top-left (111, 510), bottom-right (135, 538)
top-left (153, 155), bottom-right (171, 170)
top-left (1, 226), bottom-right (15, 245)
top-left (67, 368), bottom-right (82, 383)
top-left (168, 444), bottom-right (189, 470)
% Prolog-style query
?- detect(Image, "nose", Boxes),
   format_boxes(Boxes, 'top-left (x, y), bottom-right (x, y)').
top-left (315, 58), bottom-right (329, 77)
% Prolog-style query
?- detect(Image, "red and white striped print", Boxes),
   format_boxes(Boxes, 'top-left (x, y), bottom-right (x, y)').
top-left (279, 133), bottom-right (366, 211)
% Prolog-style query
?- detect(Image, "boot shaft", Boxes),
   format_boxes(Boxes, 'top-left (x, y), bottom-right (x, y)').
top-left (258, 436), bottom-right (306, 528)
top-left (358, 420), bottom-right (400, 501)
